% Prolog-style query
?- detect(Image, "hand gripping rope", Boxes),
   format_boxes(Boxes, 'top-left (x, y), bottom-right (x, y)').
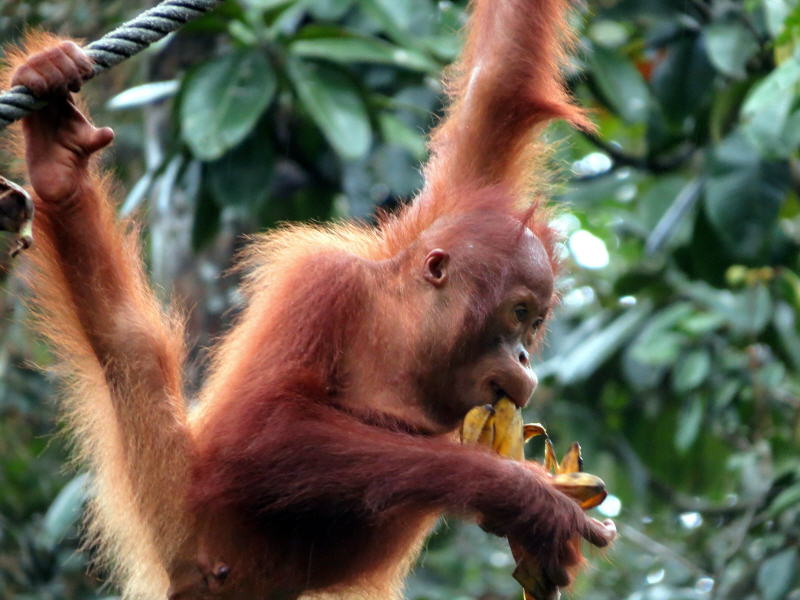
top-left (0, 0), bottom-right (222, 131)
top-left (0, 0), bottom-right (222, 255)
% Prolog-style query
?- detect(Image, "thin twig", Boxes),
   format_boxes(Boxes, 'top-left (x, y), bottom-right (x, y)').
top-left (580, 131), bottom-right (694, 175)
top-left (618, 522), bottom-right (708, 578)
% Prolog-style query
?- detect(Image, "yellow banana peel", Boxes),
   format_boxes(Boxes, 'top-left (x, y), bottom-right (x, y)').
top-left (461, 403), bottom-right (495, 446)
top-left (491, 397), bottom-right (526, 461)
top-left (460, 398), bottom-right (608, 600)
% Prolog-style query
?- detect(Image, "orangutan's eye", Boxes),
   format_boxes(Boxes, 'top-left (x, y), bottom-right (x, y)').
top-left (514, 305), bottom-right (528, 323)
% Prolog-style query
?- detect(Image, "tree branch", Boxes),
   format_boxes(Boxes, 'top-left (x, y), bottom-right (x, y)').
top-left (580, 131), bottom-right (695, 175)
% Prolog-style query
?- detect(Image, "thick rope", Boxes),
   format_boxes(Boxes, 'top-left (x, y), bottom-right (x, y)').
top-left (0, 0), bottom-right (222, 131)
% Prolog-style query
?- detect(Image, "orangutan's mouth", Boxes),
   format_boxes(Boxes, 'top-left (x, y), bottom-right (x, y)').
top-left (489, 381), bottom-right (522, 408)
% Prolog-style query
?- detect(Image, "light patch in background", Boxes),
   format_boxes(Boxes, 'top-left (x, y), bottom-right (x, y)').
top-left (489, 550), bottom-right (513, 568)
top-left (551, 212), bottom-right (581, 235)
top-left (552, 214), bottom-right (581, 262)
top-left (646, 568), bottom-right (665, 585)
top-left (695, 577), bottom-right (714, 593)
top-left (628, 587), bottom-right (674, 600)
top-left (616, 183), bottom-right (638, 203)
top-left (598, 493), bottom-right (621, 517)
top-left (572, 152), bottom-right (613, 177)
top-left (589, 20), bottom-right (629, 46)
top-left (568, 230), bottom-right (610, 269)
top-left (679, 511), bottom-right (703, 529)
top-left (562, 285), bottom-right (597, 309)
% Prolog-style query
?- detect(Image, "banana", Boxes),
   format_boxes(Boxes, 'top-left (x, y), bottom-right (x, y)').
top-left (460, 397), bottom-right (608, 600)
top-left (523, 423), bottom-right (547, 441)
top-left (552, 471), bottom-right (607, 510)
top-left (460, 403), bottom-right (495, 445)
top-left (478, 414), bottom-right (496, 447)
top-left (492, 398), bottom-right (525, 460)
top-left (558, 442), bottom-right (583, 474)
top-left (543, 438), bottom-right (559, 473)
top-left (511, 552), bottom-right (556, 600)
top-left (547, 442), bottom-right (606, 510)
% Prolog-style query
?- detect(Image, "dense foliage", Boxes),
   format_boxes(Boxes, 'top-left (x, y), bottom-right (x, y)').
top-left (1, 0), bottom-right (799, 598)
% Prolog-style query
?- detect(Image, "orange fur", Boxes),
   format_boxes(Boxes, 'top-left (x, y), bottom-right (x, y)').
top-left (425, 0), bottom-right (591, 196)
top-left (3, 33), bottom-right (192, 598)
top-left (2, 1), bottom-right (599, 598)
top-left (28, 184), bottom-right (192, 597)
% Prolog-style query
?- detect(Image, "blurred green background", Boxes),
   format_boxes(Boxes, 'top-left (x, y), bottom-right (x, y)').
top-left (1, 0), bottom-right (799, 598)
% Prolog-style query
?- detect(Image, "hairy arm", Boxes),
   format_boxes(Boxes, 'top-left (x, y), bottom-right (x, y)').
top-left (7, 34), bottom-right (192, 580)
top-left (425, 0), bottom-right (590, 194)
top-left (196, 399), bottom-right (613, 587)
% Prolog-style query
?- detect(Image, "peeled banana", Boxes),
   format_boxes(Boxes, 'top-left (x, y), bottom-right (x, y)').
top-left (460, 398), bottom-right (608, 600)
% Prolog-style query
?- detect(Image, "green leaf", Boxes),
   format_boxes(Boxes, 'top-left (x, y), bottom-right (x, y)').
top-left (39, 473), bottom-right (88, 550)
top-left (638, 175), bottom-right (687, 230)
top-left (780, 268), bottom-right (800, 311)
top-left (642, 176), bottom-right (700, 253)
top-left (359, 0), bottom-right (432, 51)
top-left (588, 45), bottom-right (651, 122)
top-left (628, 303), bottom-right (693, 366)
top-left (675, 397), bottom-right (704, 453)
top-left (672, 348), bottom-right (711, 393)
top-left (709, 79), bottom-right (751, 142)
top-left (269, 0), bottom-right (309, 35)
top-left (228, 20), bottom-right (259, 45)
top-left (537, 313), bottom-right (607, 379)
top-left (630, 331), bottom-right (685, 366)
top-left (713, 378), bottom-right (740, 409)
top-left (307, 0), bottom-right (352, 20)
top-left (107, 80), bottom-right (179, 110)
top-left (419, 3), bottom-right (464, 61)
top-left (764, 0), bottom-right (793, 37)
top-left (704, 133), bottom-right (789, 259)
top-left (242, 0), bottom-right (293, 10)
top-left (372, 144), bottom-right (422, 196)
top-left (757, 547), bottom-right (798, 600)
top-left (291, 30), bottom-right (438, 73)
top-left (622, 344), bottom-right (666, 391)
top-left (676, 279), bottom-right (773, 336)
top-left (740, 58), bottom-right (800, 156)
top-left (767, 485), bottom-right (800, 518)
top-left (774, 302), bottom-right (800, 371)
top-left (759, 362), bottom-right (786, 390)
top-left (679, 312), bottom-right (725, 335)
top-left (744, 284), bottom-right (774, 335)
top-left (180, 50), bottom-right (276, 161)
top-left (704, 22), bottom-right (759, 79)
top-left (651, 35), bottom-right (715, 123)
top-left (207, 132), bottom-right (274, 213)
top-left (556, 302), bottom-right (652, 384)
top-left (378, 112), bottom-right (426, 159)
top-left (287, 58), bottom-right (372, 160)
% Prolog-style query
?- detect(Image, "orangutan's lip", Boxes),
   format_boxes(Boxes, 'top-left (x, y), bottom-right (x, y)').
top-left (490, 381), bottom-right (520, 408)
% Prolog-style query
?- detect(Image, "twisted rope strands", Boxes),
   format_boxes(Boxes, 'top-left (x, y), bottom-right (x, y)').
top-left (0, 0), bottom-right (222, 131)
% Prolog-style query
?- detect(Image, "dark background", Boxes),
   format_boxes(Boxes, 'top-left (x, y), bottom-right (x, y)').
top-left (1, 0), bottom-right (799, 598)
